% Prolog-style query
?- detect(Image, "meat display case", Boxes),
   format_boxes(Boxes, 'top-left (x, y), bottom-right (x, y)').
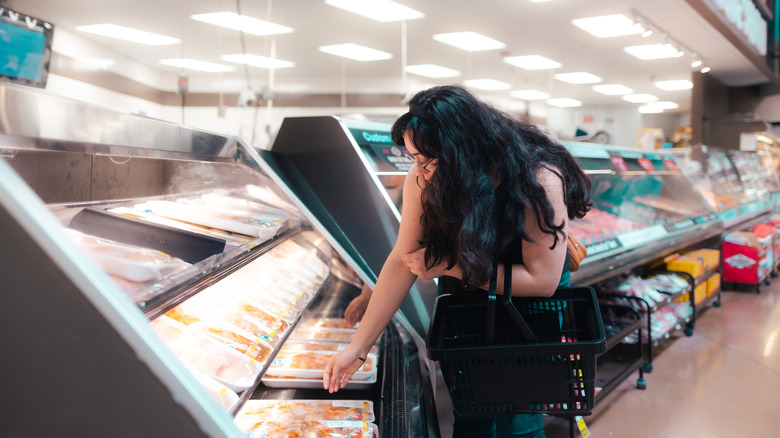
top-left (563, 142), bottom-right (724, 286)
top-left (670, 145), bottom-right (774, 232)
top-left (0, 84), bottom-right (438, 437)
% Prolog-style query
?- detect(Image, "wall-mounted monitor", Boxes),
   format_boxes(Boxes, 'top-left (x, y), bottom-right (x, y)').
top-left (0, 8), bottom-right (54, 88)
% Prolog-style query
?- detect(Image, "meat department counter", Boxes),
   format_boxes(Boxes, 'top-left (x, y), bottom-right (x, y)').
top-left (0, 83), bottom-right (439, 438)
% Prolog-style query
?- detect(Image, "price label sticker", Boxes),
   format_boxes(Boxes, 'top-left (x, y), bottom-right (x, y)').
top-left (575, 416), bottom-right (591, 437)
top-left (663, 159), bottom-right (678, 171)
top-left (609, 156), bottom-right (628, 171)
top-left (637, 157), bottom-right (654, 171)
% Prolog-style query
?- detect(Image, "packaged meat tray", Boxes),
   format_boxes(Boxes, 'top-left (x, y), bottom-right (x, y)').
top-left (241, 420), bottom-right (378, 438)
top-left (296, 317), bottom-right (358, 331)
top-left (150, 316), bottom-right (261, 392)
top-left (166, 303), bottom-right (280, 345)
top-left (189, 320), bottom-right (274, 363)
top-left (290, 328), bottom-right (359, 343)
top-left (179, 194), bottom-right (292, 225)
top-left (266, 351), bottom-right (377, 380)
top-left (261, 370), bottom-right (377, 390)
top-left (186, 365), bottom-right (240, 412)
top-left (144, 200), bottom-right (282, 239)
top-left (279, 341), bottom-right (379, 356)
top-left (109, 206), bottom-right (251, 246)
top-left (235, 399), bottom-right (375, 424)
top-left (66, 229), bottom-right (191, 282)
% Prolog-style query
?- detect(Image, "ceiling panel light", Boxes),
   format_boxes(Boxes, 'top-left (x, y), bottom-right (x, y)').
top-left (221, 54), bottom-right (295, 69)
top-left (191, 12), bottom-right (293, 36)
top-left (572, 14), bottom-right (643, 38)
top-left (319, 43), bottom-right (392, 61)
top-left (76, 24), bottom-right (180, 45)
top-left (639, 106), bottom-right (664, 113)
top-left (624, 43), bottom-right (683, 60)
top-left (503, 55), bottom-right (562, 70)
top-left (646, 101), bottom-right (679, 110)
top-left (554, 72), bottom-right (602, 84)
top-left (547, 98), bottom-right (582, 108)
top-left (325, 0), bottom-right (424, 22)
top-left (593, 84), bottom-right (633, 95)
top-left (433, 31), bottom-right (506, 52)
top-left (511, 89), bottom-right (550, 100)
top-left (405, 64), bottom-right (460, 78)
top-left (159, 58), bottom-right (235, 72)
top-left (463, 79), bottom-right (510, 90)
top-left (622, 93), bottom-right (659, 103)
top-left (654, 79), bottom-right (693, 90)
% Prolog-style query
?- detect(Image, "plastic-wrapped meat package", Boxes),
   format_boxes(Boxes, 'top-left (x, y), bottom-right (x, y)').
top-left (65, 229), bottom-right (191, 283)
top-left (169, 300), bottom-right (279, 345)
top-left (144, 200), bottom-right (282, 239)
top-left (189, 320), bottom-right (274, 363)
top-left (290, 328), bottom-right (356, 343)
top-left (235, 400), bottom-right (375, 433)
top-left (297, 317), bottom-right (358, 331)
top-left (266, 351), bottom-right (376, 380)
top-left (186, 365), bottom-right (239, 412)
top-left (240, 420), bottom-right (378, 438)
top-left (279, 341), bottom-right (379, 356)
top-left (150, 316), bottom-right (261, 392)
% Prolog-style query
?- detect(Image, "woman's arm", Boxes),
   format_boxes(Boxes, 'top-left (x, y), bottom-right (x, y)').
top-left (403, 166), bottom-right (567, 297)
top-left (324, 169), bottom-right (425, 392)
top-left (343, 283), bottom-right (372, 326)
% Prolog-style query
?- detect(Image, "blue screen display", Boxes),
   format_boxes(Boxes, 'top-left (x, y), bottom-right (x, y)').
top-left (0, 10), bottom-right (53, 88)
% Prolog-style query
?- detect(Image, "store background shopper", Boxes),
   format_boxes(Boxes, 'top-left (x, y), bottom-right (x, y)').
top-left (324, 84), bottom-right (591, 437)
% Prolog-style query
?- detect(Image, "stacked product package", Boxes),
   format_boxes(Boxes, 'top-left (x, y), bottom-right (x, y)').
top-left (150, 239), bottom-right (329, 411)
top-left (235, 399), bottom-right (378, 437)
top-left (262, 317), bottom-right (379, 390)
top-left (599, 274), bottom-right (691, 344)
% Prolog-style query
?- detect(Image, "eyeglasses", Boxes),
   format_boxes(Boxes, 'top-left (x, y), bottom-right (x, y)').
top-left (404, 153), bottom-right (434, 171)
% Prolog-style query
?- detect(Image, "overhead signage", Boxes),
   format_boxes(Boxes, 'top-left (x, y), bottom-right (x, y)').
top-left (349, 128), bottom-right (411, 171)
top-left (609, 156), bottom-right (628, 172)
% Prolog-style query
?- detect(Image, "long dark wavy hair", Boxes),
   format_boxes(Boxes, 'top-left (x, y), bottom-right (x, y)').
top-left (391, 85), bottom-right (592, 287)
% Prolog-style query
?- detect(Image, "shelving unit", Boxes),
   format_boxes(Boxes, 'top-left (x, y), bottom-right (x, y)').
top-left (595, 303), bottom-right (645, 402)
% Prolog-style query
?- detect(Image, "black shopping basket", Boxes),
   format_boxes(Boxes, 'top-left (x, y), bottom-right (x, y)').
top-left (426, 265), bottom-right (606, 419)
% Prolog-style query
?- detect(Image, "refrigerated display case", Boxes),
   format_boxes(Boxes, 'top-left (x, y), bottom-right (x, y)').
top-left (671, 146), bottom-right (773, 232)
top-left (563, 142), bottom-right (724, 286)
top-left (0, 84), bottom-right (438, 437)
top-left (269, 116), bottom-right (439, 340)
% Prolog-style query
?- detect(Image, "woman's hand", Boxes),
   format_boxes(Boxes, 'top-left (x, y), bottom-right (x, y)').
top-left (344, 294), bottom-right (368, 326)
top-left (322, 347), bottom-right (365, 393)
top-left (401, 248), bottom-right (450, 280)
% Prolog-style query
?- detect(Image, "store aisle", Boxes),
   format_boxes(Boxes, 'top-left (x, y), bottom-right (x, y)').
top-left (544, 281), bottom-right (780, 438)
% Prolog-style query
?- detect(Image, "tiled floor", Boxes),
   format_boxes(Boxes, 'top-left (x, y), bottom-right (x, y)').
top-left (545, 282), bottom-right (780, 438)
top-left (436, 281), bottom-right (780, 437)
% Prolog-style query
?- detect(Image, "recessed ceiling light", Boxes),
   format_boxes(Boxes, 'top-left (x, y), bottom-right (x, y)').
top-left (325, 0), bottom-right (424, 22)
top-left (654, 79), bottom-right (693, 90)
top-left (554, 72), bottom-right (602, 84)
top-left (645, 101), bottom-right (679, 109)
top-left (547, 98), bottom-right (583, 107)
top-left (463, 79), bottom-right (510, 90)
top-left (221, 54), bottom-right (295, 69)
top-left (511, 89), bottom-right (550, 100)
top-left (639, 106), bottom-right (664, 113)
top-left (624, 43), bottom-right (683, 60)
top-left (503, 55), bottom-right (562, 70)
top-left (593, 84), bottom-right (633, 95)
top-left (572, 14), bottom-right (643, 38)
top-left (76, 24), bottom-right (180, 45)
top-left (159, 58), bottom-right (236, 73)
top-left (191, 12), bottom-right (293, 36)
top-left (405, 64), bottom-right (460, 78)
top-left (319, 43), bottom-right (393, 61)
top-left (433, 31), bottom-right (506, 52)
top-left (622, 93), bottom-right (659, 103)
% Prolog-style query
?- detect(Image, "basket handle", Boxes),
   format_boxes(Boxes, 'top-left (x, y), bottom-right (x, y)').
top-left (486, 262), bottom-right (539, 343)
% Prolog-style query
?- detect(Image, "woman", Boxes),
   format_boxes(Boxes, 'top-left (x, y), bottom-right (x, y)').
top-left (324, 85), bottom-right (591, 437)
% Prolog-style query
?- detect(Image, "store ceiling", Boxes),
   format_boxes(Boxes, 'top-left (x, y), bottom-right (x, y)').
top-left (13, 0), bottom-right (769, 113)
